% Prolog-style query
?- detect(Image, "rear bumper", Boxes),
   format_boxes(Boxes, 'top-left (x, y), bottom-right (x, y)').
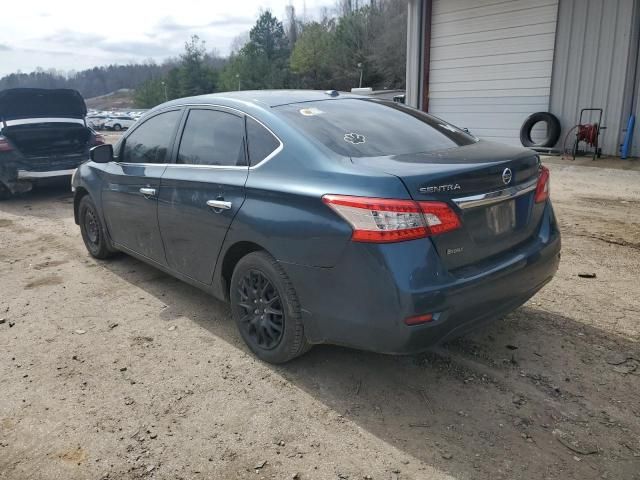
top-left (17, 168), bottom-right (76, 179)
top-left (1, 152), bottom-right (86, 193)
top-left (282, 202), bottom-right (561, 354)
top-left (383, 243), bottom-right (558, 353)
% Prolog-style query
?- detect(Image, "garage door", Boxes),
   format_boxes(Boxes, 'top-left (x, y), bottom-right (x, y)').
top-left (428, 0), bottom-right (559, 147)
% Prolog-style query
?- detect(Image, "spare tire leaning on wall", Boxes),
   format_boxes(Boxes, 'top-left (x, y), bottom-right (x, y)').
top-left (520, 112), bottom-right (561, 148)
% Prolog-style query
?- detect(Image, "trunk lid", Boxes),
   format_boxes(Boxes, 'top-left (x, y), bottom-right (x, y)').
top-left (0, 88), bottom-right (87, 122)
top-left (351, 141), bottom-right (544, 271)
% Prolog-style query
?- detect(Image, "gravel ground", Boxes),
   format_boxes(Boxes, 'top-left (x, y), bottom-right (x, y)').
top-left (0, 161), bottom-right (639, 480)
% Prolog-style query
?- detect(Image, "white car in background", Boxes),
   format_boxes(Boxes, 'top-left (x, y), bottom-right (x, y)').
top-left (103, 116), bottom-right (136, 131)
top-left (86, 115), bottom-right (109, 130)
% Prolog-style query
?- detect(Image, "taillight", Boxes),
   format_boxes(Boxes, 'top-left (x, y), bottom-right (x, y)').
top-left (404, 313), bottom-right (433, 326)
top-left (419, 201), bottom-right (462, 235)
top-left (0, 136), bottom-right (13, 152)
top-left (322, 194), bottom-right (461, 243)
top-left (535, 165), bottom-right (550, 203)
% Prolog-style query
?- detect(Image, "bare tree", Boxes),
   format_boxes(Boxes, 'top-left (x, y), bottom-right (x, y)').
top-left (285, 4), bottom-right (299, 49)
top-left (230, 32), bottom-right (250, 55)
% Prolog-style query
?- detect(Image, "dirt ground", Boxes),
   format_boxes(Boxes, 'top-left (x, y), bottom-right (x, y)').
top-left (1, 159), bottom-right (639, 480)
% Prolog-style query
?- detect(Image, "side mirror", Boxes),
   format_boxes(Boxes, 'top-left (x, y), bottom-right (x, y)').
top-left (90, 144), bottom-right (114, 163)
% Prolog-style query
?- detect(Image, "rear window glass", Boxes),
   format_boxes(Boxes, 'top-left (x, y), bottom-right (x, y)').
top-left (274, 99), bottom-right (476, 158)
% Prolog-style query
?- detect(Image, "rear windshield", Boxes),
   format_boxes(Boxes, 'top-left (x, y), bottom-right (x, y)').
top-left (274, 98), bottom-right (476, 158)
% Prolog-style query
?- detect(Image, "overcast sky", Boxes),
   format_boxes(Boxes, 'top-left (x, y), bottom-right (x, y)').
top-left (0, 0), bottom-right (332, 77)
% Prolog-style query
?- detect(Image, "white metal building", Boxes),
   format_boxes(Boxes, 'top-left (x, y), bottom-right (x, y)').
top-left (405, 0), bottom-right (640, 157)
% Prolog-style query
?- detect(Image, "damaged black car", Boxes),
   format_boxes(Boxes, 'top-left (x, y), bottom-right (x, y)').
top-left (0, 88), bottom-right (103, 199)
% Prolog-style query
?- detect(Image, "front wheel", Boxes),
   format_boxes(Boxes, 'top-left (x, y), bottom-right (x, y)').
top-left (113, 124), bottom-right (122, 131)
top-left (78, 195), bottom-right (116, 259)
top-left (230, 251), bottom-right (310, 363)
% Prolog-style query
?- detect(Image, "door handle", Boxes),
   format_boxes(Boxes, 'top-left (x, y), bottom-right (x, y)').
top-left (139, 187), bottom-right (156, 197)
top-left (206, 199), bottom-right (232, 210)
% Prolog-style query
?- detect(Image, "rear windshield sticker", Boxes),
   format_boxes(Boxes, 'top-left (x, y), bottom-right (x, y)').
top-left (344, 132), bottom-right (366, 145)
top-left (299, 107), bottom-right (324, 116)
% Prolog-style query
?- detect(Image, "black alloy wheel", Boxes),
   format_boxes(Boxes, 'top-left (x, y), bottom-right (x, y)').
top-left (230, 251), bottom-right (310, 363)
top-left (236, 269), bottom-right (284, 350)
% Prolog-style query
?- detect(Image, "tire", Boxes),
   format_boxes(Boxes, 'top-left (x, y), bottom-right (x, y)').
top-left (78, 195), bottom-right (116, 259)
top-left (0, 183), bottom-right (12, 201)
top-left (113, 124), bottom-right (122, 131)
top-left (230, 251), bottom-right (310, 363)
top-left (520, 112), bottom-right (561, 148)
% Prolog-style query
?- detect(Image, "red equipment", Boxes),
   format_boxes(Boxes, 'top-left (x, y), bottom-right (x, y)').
top-left (576, 123), bottom-right (599, 146)
top-left (572, 108), bottom-right (605, 160)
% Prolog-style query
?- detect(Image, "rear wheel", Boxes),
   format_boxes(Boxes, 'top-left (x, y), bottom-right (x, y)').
top-left (78, 195), bottom-right (115, 259)
top-left (230, 251), bottom-right (310, 363)
top-left (113, 124), bottom-right (122, 131)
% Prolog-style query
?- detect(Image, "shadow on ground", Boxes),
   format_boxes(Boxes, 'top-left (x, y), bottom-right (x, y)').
top-left (97, 253), bottom-right (640, 480)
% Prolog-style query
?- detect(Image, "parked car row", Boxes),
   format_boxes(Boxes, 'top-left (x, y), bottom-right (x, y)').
top-left (86, 109), bottom-right (145, 131)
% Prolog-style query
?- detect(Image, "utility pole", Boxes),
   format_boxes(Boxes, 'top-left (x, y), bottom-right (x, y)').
top-left (236, 73), bottom-right (241, 91)
top-left (161, 81), bottom-right (168, 102)
top-left (357, 63), bottom-right (363, 88)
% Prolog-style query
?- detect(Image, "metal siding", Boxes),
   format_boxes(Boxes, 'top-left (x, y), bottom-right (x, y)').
top-left (549, 0), bottom-right (637, 156)
top-left (428, 0), bottom-right (559, 146)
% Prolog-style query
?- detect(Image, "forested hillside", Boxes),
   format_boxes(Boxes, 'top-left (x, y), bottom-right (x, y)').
top-left (0, 64), bottom-right (174, 100)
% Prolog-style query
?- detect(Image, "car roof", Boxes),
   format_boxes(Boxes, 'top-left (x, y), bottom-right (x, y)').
top-left (160, 90), bottom-right (363, 110)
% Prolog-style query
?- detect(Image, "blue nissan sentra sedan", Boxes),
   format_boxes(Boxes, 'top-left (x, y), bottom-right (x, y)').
top-left (72, 90), bottom-right (560, 363)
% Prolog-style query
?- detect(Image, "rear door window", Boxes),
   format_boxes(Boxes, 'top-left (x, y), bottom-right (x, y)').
top-left (246, 117), bottom-right (280, 166)
top-left (177, 109), bottom-right (246, 167)
top-left (121, 110), bottom-right (181, 164)
top-left (274, 98), bottom-right (477, 157)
